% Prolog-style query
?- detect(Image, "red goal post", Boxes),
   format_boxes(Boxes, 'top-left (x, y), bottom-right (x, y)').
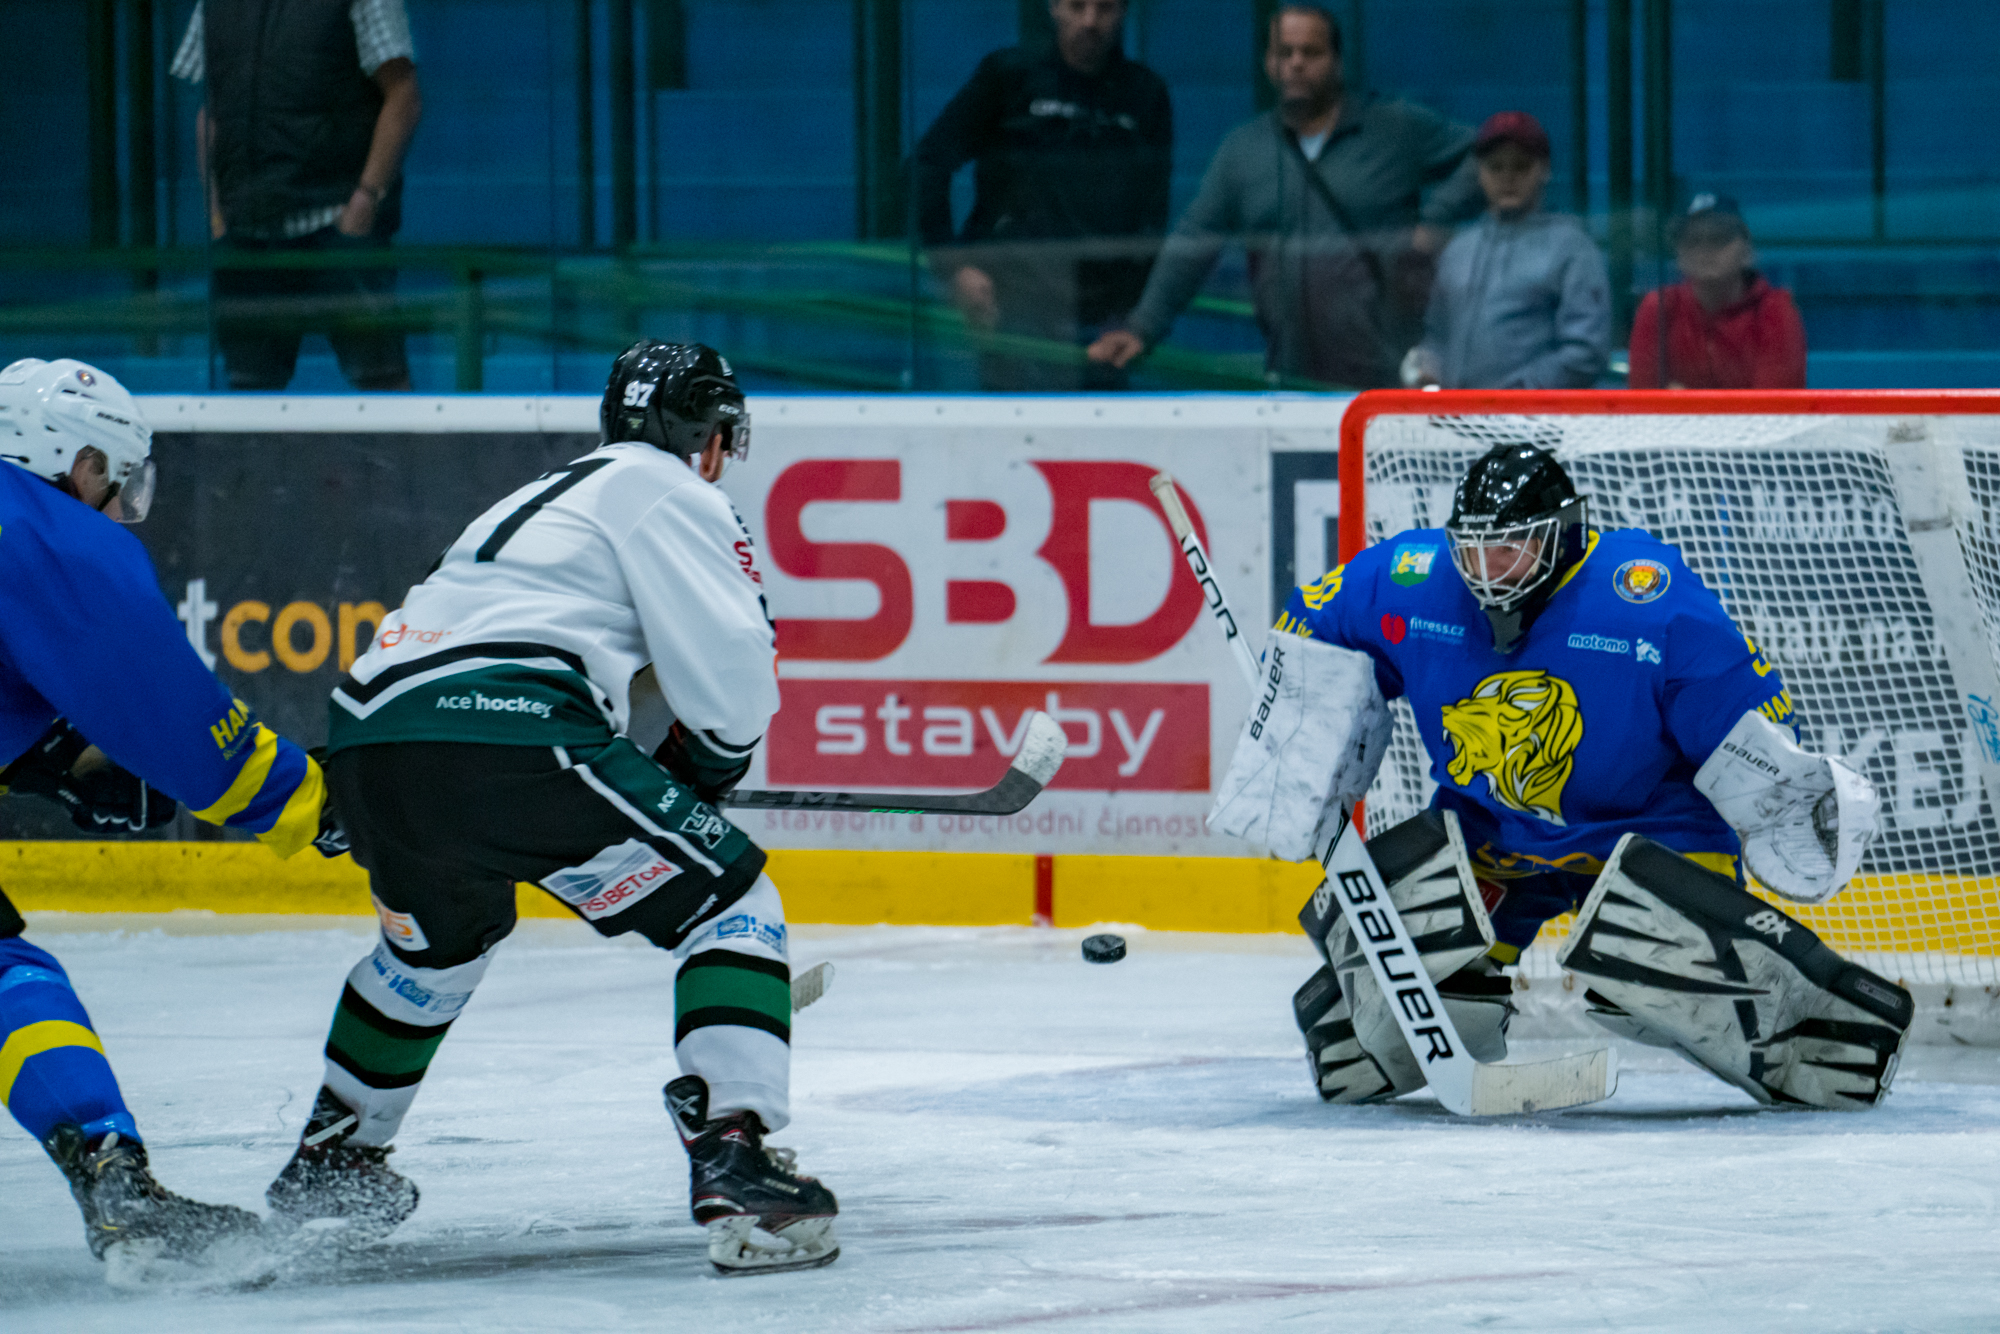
top-left (1337, 389), bottom-right (2000, 994)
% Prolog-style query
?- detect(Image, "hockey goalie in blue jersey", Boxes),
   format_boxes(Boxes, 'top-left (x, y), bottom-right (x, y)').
top-left (0, 358), bottom-right (340, 1266)
top-left (1213, 442), bottom-right (1913, 1111)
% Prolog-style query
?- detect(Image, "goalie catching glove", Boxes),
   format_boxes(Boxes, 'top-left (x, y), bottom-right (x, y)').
top-left (1560, 834), bottom-right (1911, 1109)
top-left (1694, 710), bottom-right (1878, 904)
top-left (1209, 635), bottom-right (1392, 861)
top-left (0, 718), bottom-right (175, 834)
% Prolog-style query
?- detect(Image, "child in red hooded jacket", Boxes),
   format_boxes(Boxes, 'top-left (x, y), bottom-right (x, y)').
top-left (1628, 194), bottom-right (1806, 389)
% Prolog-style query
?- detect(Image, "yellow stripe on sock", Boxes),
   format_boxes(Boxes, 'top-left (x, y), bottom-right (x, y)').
top-left (0, 1020), bottom-right (105, 1105)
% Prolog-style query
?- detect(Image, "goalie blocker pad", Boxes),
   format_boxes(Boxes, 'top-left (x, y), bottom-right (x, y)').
top-left (1559, 834), bottom-right (1912, 1110)
top-left (1209, 636), bottom-right (1392, 862)
top-left (1295, 811), bottom-right (1510, 1101)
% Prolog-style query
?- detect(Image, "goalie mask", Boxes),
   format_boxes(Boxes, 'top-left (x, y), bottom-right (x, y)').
top-left (601, 340), bottom-right (749, 469)
top-left (0, 358), bottom-right (155, 522)
top-left (1446, 443), bottom-right (1588, 653)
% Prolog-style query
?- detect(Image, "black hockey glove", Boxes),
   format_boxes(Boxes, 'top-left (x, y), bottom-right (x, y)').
top-left (654, 721), bottom-right (755, 803)
top-left (0, 719), bottom-right (177, 835)
top-left (306, 747), bottom-right (351, 858)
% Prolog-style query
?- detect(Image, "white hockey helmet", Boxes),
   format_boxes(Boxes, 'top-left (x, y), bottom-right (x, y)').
top-left (0, 358), bottom-right (155, 522)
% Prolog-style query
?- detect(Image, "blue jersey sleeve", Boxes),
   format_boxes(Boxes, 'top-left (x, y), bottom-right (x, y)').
top-left (1661, 561), bottom-right (1797, 763)
top-left (0, 499), bottom-right (326, 858)
top-left (1275, 552), bottom-right (1407, 702)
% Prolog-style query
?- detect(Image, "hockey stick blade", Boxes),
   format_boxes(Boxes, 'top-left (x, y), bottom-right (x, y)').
top-left (1318, 814), bottom-right (1615, 1116)
top-left (791, 961), bottom-right (834, 1012)
top-left (724, 711), bottom-right (1067, 816)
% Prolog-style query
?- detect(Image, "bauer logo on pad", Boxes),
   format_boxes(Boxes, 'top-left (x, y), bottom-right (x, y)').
top-left (1612, 558), bottom-right (1671, 604)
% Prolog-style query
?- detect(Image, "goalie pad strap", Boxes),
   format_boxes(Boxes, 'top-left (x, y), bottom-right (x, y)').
top-left (1209, 635), bottom-right (1391, 863)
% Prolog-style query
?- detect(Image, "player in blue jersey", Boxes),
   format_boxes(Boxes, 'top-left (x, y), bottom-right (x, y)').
top-left (1216, 442), bottom-right (1908, 1110)
top-left (0, 357), bottom-right (342, 1265)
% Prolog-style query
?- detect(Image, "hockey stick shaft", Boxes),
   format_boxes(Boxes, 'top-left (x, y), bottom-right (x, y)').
top-left (724, 710), bottom-right (1067, 817)
top-left (1149, 472), bottom-right (1262, 692)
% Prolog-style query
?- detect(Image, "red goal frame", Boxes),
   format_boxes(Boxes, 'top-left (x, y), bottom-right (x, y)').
top-left (1337, 388), bottom-right (2000, 564)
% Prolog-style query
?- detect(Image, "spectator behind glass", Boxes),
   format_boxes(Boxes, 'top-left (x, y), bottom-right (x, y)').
top-left (1089, 4), bottom-right (1482, 388)
top-left (911, 0), bottom-right (1172, 391)
top-left (173, 0), bottom-right (423, 392)
top-left (1628, 195), bottom-right (1806, 389)
top-left (1406, 112), bottom-right (1609, 389)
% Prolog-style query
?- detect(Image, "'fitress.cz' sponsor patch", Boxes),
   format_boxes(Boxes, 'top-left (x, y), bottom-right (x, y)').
top-left (543, 839), bottom-right (683, 921)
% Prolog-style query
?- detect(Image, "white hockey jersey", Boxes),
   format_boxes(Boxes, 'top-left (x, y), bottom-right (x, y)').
top-left (328, 443), bottom-right (777, 755)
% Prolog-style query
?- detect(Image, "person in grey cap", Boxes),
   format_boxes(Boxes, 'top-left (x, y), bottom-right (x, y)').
top-left (1087, 3), bottom-right (1482, 388)
top-left (1405, 111), bottom-right (1610, 389)
top-left (1629, 195), bottom-right (1806, 389)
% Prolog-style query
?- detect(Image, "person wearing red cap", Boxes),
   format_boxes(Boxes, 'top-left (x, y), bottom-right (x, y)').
top-left (1628, 195), bottom-right (1807, 389)
top-left (1406, 111), bottom-right (1610, 389)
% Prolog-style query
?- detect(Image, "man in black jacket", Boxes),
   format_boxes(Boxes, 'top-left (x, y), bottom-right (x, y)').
top-left (173, 0), bottom-right (424, 391)
top-left (912, 0), bottom-right (1171, 391)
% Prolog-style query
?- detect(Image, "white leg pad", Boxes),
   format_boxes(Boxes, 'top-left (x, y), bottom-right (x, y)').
top-left (1560, 834), bottom-right (1913, 1109)
top-left (1319, 811), bottom-right (1504, 1094)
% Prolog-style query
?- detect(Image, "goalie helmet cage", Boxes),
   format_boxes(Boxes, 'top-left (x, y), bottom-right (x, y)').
top-left (1339, 388), bottom-right (2000, 990)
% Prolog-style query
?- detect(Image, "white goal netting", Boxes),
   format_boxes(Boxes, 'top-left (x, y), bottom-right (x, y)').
top-left (1354, 410), bottom-right (2000, 987)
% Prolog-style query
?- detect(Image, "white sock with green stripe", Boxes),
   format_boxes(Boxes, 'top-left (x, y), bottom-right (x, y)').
top-left (673, 876), bottom-right (792, 1132)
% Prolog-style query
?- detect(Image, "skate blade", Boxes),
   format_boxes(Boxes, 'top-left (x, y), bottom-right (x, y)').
top-left (706, 1214), bottom-right (840, 1276)
top-left (100, 1226), bottom-right (275, 1292)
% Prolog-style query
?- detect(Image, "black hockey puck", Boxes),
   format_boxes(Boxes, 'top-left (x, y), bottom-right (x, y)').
top-left (1082, 933), bottom-right (1127, 964)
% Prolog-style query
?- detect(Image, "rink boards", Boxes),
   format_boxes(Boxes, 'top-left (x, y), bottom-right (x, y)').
top-left (14, 392), bottom-right (2000, 1006)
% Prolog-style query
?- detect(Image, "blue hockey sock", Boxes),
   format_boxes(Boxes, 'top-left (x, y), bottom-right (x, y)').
top-left (0, 937), bottom-right (137, 1147)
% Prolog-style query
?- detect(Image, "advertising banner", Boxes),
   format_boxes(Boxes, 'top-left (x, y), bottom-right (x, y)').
top-left (723, 399), bottom-right (1274, 856)
top-left (1, 394), bottom-right (1353, 856)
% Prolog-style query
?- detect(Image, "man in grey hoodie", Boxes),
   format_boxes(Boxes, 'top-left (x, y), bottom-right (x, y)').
top-left (1407, 111), bottom-right (1610, 389)
top-left (1087, 4), bottom-right (1481, 388)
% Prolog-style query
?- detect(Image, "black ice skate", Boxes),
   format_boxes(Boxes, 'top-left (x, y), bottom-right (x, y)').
top-left (265, 1086), bottom-right (418, 1242)
top-left (44, 1123), bottom-right (261, 1262)
top-left (665, 1075), bottom-right (839, 1275)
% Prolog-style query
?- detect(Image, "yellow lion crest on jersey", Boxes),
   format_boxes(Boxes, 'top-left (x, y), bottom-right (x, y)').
top-left (1440, 670), bottom-right (1584, 825)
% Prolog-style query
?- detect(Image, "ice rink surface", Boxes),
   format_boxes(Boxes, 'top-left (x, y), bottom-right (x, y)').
top-left (4, 917), bottom-right (1999, 1333)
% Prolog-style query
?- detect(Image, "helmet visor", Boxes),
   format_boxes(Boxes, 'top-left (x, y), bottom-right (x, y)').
top-left (111, 457), bottom-right (156, 524)
top-left (1447, 515), bottom-right (1560, 610)
top-left (721, 414), bottom-right (750, 462)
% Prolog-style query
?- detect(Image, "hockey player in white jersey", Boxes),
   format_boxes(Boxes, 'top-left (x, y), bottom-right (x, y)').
top-left (267, 341), bottom-right (838, 1274)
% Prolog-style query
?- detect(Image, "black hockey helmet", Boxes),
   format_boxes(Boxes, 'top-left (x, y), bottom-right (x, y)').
top-left (1445, 443), bottom-right (1589, 652)
top-left (600, 340), bottom-right (749, 463)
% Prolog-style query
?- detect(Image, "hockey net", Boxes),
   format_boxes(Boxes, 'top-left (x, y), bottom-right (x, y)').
top-left (1342, 390), bottom-right (2000, 990)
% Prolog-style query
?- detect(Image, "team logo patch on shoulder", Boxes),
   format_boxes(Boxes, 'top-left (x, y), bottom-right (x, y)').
top-left (1390, 543), bottom-right (1438, 586)
top-left (1613, 558), bottom-right (1671, 604)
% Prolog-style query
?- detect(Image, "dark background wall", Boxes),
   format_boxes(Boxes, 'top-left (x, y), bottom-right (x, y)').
top-left (4, 0), bottom-right (1999, 389)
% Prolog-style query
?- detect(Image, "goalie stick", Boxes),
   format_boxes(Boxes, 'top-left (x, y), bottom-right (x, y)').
top-left (1149, 470), bottom-right (1615, 1117)
top-left (724, 711), bottom-right (1068, 817)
